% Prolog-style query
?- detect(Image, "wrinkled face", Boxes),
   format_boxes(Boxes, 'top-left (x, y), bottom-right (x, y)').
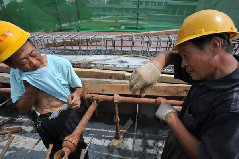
top-left (178, 41), bottom-right (216, 81)
top-left (10, 41), bottom-right (44, 72)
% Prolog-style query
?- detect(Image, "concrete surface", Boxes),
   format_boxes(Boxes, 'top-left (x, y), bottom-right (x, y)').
top-left (0, 106), bottom-right (170, 159)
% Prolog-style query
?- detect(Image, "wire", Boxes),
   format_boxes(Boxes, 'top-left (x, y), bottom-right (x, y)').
top-left (80, 134), bottom-right (95, 159)
top-left (22, 138), bottom-right (41, 159)
top-left (131, 103), bottom-right (139, 159)
top-left (0, 99), bottom-right (10, 107)
top-left (72, 54), bottom-right (153, 65)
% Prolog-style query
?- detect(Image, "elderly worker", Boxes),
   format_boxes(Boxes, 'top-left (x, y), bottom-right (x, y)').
top-left (0, 21), bottom-right (88, 159)
top-left (129, 10), bottom-right (239, 159)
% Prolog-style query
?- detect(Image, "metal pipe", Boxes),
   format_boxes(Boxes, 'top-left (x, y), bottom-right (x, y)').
top-left (114, 94), bottom-right (121, 140)
top-left (0, 88), bottom-right (183, 106)
top-left (54, 101), bottom-right (98, 159)
top-left (114, 102), bottom-right (121, 140)
top-left (84, 94), bottom-right (183, 106)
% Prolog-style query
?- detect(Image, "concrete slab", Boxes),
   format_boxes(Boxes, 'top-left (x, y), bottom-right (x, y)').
top-left (0, 107), bottom-right (170, 159)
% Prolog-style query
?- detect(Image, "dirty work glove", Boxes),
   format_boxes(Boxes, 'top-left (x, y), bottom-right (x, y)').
top-left (155, 102), bottom-right (177, 121)
top-left (129, 62), bottom-right (161, 96)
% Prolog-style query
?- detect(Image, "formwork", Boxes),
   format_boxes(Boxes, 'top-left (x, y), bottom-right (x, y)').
top-left (0, 31), bottom-right (238, 159)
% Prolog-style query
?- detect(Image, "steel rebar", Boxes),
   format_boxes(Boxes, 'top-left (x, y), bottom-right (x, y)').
top-left (85, 93), bottom-right (183, 106)
top-left (54, 101), bottom-right (98, 159)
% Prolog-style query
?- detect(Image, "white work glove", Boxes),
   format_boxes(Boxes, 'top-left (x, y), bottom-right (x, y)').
top-left (129, 62), bottom-right (161, 96)
top-left (155, 102), bottom-right (177, 121)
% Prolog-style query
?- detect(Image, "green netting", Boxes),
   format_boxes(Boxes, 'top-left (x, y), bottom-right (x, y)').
top-left (0, 0), bottom-right (238, 33)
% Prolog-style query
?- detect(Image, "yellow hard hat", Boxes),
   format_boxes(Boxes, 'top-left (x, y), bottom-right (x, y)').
top-left (172, 10), bottom-right (239, 51)
top-left (0, 21), bottom-right (30, 62)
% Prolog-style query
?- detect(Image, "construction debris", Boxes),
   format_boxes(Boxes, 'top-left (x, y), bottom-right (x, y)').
top-left (0, 135), bottom-right (14, 159)
top-left (45, 144), bottom-right (53, 159)
top-left (22, 139), bottom-right (41, 159)
top-left (0, 127), bottom-right (22, 135)
top-left (108, 118), bottom-right (133, 151)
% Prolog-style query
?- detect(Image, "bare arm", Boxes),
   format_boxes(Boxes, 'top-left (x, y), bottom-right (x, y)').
top-left (15, 81), bottom-right (38, 114)
top-left (151, 51), bottom-right (177, 70)
top-left (166, 113), bottom-right (200, 159)
top-left (67, 84), bottom-right (85, 109)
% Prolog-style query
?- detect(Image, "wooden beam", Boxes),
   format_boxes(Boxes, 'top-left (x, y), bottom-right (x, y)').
top-left (82, 78), bottom-right (190, 97)
top-left (0, 63), bottom-right (10, 74)
top-left (74, 68), bottom-right (130, 80)
top-left (0, 73), bottom-right (190, 96)
top-left (75, 68), bottom-right (185, 84)
top-left (0, 135), bottom-right (14, 159)
top-left (0, 67), bottom-right (186, 84)
top-left (45, 144), bottom-right (53, 159)
top-left (158, 74), bottom-right (186, 84)
top-left (0, 127), bottom-right (22, 135)
top-left (0, 73), bottom-right (10, 84)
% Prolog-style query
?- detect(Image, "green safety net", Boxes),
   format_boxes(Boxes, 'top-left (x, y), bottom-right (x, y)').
top-left (0, 0), bottom-right (238, 33)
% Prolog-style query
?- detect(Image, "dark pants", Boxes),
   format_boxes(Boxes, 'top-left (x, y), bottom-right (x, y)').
top-left (30, 108), bottom-right (89, 159)
top-left (161, 131), bottom-right (190, 159)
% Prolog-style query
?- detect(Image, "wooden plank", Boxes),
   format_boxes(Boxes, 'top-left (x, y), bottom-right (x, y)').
top-left (0, 73), bottom-right (10, 84)
top-left (0, 135), bottom-right (14, 159)
top-left (0, 127), bottom-right (22, 135)
top-left (0, 74), bottom-right (190, 96)
top-left (158, 74), bottom-right (186, 84)
top-left (0, 71), bottom-right (186, 84)
top-left (45, 144), bottom-right (53, 159)
top-left (82, 78), bottom-right (190, 96)
top-left (0, 63), bottom-right (10, 74)
top-left (108, 118), bottom-right (133, 150)
top-left (75, 68), bottom-right (186, 84)
top-left (75, 69), bottom-right (185, 84)
top-left (74, 68), bottom-right (130, 80)
top-left (0, 62), bottom-right (186, 84)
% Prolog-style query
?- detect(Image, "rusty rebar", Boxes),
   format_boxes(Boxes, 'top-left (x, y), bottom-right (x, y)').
top-left (0, 135), bottom-right (14, 159)
top-left (85, 93), bottom-right (183, 106)
top-left (114, 94), bottom-right (121, 140)
top-left (54, 101), bottom-right (98, 159)
top-left (114, 103), bottom-right (121, 139)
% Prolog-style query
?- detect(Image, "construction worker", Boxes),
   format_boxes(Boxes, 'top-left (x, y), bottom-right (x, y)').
top-left (0, 21), bottom-right (88, 159)
top-left (129, 10), bottom-right (239, 158)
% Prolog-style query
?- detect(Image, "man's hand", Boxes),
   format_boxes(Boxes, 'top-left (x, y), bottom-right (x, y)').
top-left (67, 92), bottom-right (82, 109)
top-left (155, 102), bottom-right (177, 121)
top-left (129, 62), bottom-right (161, 96)
top-left (67, 87), bottom-right (84, 109)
